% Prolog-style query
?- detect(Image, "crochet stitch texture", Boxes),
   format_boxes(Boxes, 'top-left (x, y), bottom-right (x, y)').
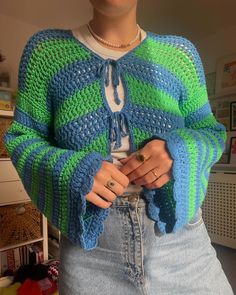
top-left (4, 28), bottom-right (227, 250)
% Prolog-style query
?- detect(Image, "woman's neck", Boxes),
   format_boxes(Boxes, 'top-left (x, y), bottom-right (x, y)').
top-left (89, 6), bottom-right (140, 51)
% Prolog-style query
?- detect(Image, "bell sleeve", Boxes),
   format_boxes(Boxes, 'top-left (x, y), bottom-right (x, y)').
top-left (3, 30), bottom-right (112, 250)
top-left (142, 37), bottom-right (227, 233)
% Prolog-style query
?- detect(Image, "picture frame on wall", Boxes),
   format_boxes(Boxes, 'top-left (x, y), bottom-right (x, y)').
top-left (228, 137), bottom-right (236, 165)
top-left (215, 53), bottom-right (236, 96)
top-left (217, 152), bottom-right (229, 164)
top-left (230, 101), bottom-right (236, 131)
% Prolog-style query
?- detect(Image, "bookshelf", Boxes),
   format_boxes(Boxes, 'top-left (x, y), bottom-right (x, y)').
top-left (0, 104), bottom-right (48, 278)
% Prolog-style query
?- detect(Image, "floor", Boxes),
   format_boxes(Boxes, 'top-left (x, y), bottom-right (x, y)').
top-left (212, 243), bottom-right (236, 294)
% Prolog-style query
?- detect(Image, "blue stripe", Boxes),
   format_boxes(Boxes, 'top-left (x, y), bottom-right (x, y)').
top-left (14, 106), bottom-right (50, 138)
top-left (55, 107), bottom-right (108, 150)
top-left (49, 56), bottom-right (100, 110)
top-left (130, 104), bottom-right (185, 133)
top-left (10, 138), bottom-right (44, 168)
top-left (185, 130), bottom-right (205, 212)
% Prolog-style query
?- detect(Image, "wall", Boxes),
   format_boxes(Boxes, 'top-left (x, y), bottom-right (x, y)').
top-left (196, 24), bottom-right (236, 74)
top-left (0, 13), bottom-right (41, 90)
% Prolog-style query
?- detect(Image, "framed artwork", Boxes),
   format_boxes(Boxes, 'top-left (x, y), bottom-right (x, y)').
top-left (215, 53), bottom-right (236, 96)
top-left (228, 137), bottom-right (236, 164)
top-left (209, 97), bottom-right (236, 131)
top-left (230, 101), bottom-right (236, 131)
top-left (217, 152), bottom-right (229, 164)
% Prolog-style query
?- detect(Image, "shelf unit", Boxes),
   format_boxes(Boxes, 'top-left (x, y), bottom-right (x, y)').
top-left (0, 105), bottom-right (48, 278)
top-left (0, 158), bottom-right (48, 276)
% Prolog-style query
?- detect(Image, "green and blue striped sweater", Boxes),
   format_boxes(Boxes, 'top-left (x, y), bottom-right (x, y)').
top-left (3, 28), bottom-right (226, 250)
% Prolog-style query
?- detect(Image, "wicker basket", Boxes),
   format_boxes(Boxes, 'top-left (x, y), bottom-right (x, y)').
top-left (0, 202), bottom-right (42, 248)
top-left (0, 116), bottom-right (13, 158)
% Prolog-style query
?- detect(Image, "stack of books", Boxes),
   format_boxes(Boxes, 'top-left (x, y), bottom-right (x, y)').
top-left (0, 243), bottom-right (44, 276)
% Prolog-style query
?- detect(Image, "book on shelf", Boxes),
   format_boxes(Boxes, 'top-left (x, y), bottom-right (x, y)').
top-left (0, 243), bottom-right (44, 277)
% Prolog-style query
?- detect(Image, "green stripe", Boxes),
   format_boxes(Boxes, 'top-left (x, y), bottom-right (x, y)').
top-left (188, 113), bottom-right (219, 129)
top-left (181, 87), bottom-right (209, 116)
top-left (31, 146), bottom-right (53, 203)
top-left (132, 127), bottom-right (152, 149)
top-left (44, 149), bottom-right (65, 219)
top-left (134, 37), bottom-right (205, 110)
top-left (196, 131), bottom-right (212, 205)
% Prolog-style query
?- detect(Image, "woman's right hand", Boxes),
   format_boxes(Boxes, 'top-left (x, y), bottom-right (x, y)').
top-left (85, 160), bottom-right (130, 209)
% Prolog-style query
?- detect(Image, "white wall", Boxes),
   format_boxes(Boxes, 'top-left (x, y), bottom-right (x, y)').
top-left (0, 13), bottom-right (41, 90)
top-left (197, 24), bottom-right (236, 74)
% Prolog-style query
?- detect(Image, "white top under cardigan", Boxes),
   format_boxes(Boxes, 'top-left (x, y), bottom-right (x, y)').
top-left (72, 23), bottom-right (147, 194)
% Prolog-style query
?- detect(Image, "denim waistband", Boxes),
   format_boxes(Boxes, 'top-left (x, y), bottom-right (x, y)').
top-left (111, 191), bottom-right (147, 208)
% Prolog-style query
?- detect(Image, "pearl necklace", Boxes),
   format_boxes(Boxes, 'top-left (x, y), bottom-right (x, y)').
top-left (86, 22), bottom-right (141, 49)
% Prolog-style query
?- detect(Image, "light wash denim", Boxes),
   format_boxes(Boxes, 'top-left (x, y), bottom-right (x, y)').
top-left (58, 191), bottom-right (234, 295)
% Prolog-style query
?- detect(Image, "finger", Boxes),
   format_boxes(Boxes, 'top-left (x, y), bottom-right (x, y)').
top-left (144, 173), bottom-right (171, 189)
top-left (131, 160), bottom-right (172, 185)
top-left (94, 181), bottom-right (118, 202)
top-left (127, 158), bottom-right (157, 183)
top-left (86, 191), bottom-right (112, 209)
top-left (100, 177), bottom-right (124, 197)
top-left (118, 153), bottom-right (134, 164)
top-left (100, 161), bottom-right (129, 188)
top-left (118, 153), bottom-right (144, 176)
top-left (131, 168), bottom-right (160, 186)
top-left (109, 165), bottom-right (130, 188)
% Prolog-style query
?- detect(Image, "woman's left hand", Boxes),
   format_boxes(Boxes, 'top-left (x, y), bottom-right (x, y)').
top-left (118, 139), bottom-right (173, 189)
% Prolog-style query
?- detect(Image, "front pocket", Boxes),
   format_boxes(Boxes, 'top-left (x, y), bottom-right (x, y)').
top-left (184, 208), bottom-right (204, 229)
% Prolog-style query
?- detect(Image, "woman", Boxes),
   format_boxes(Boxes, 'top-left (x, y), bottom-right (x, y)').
top-left (4, 0), bottom-right (234, 294)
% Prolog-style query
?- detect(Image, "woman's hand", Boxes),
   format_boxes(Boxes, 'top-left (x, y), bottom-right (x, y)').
top-left (85, 161), bottom-right (129, 209)
top-left (118, 139), bottom-right (173, 189)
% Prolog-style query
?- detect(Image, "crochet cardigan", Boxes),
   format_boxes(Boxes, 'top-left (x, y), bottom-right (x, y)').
top-left (3, 28), bottom-right (227, 250)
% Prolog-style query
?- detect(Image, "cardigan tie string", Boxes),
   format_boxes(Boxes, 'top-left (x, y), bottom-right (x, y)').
top-left (108, 111), bottom-right (129, 149)
top-left (97, 59), bottom-right (122, 105)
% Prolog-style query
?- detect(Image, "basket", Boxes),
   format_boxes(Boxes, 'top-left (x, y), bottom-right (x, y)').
top-left (0, 116), bottom-right (13, 158)
top-left (0, 202), bottom-right (42, 248)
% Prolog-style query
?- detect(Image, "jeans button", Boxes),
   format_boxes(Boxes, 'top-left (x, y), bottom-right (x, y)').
top-left (128, 194), bottom-right (138, 202)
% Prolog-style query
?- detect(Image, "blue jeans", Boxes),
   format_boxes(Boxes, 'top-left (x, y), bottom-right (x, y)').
top-left (58, 191), bottom-right (233, 295)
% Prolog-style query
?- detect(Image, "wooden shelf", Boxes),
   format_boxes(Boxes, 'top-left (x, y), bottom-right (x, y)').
top-left (0, 109), bottom-right (14, 117)
top-left (0, 238), bottom-right (44, 252)
top-left (0, 87), bottom-right (14, 92)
